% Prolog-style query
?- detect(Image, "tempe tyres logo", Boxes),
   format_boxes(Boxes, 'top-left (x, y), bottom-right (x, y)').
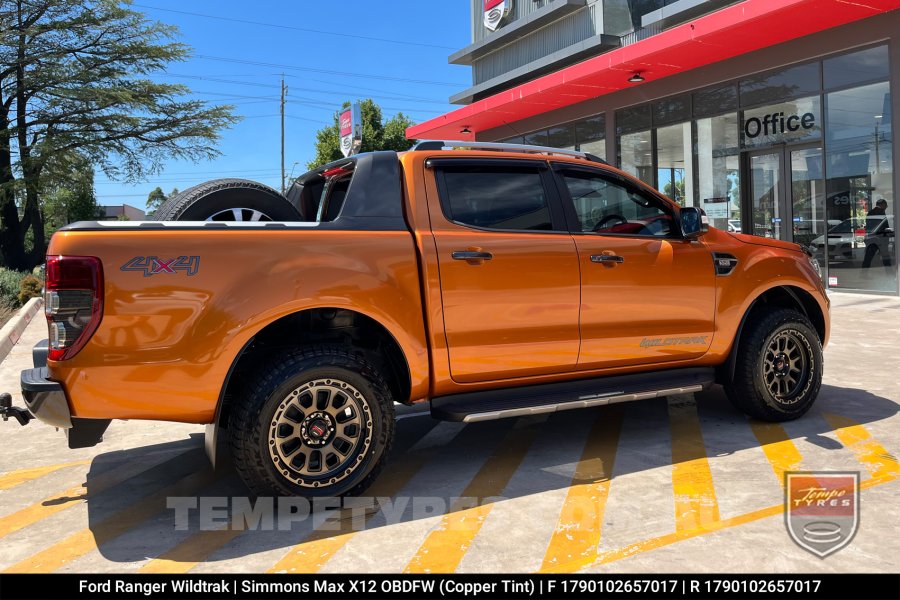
top-left (785, 471), bottom-right (859, 558)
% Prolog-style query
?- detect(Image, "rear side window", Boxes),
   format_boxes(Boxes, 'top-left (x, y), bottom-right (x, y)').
top-left (440, 166), bottom-right (553, 231)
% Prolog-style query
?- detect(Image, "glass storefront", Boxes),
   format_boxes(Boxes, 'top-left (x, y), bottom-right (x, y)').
top-left (501, 114), bottom-right (606, 160)
top-left (696, 112), bottom-right (741, 231)
top-left (823, 80), bottom-right (894, 293)
top-left (495, 44), bottom-right (896, 294)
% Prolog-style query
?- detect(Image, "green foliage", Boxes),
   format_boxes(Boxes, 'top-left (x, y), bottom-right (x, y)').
top-left (17, 275), bottom-right (42, 305)
top-left (0, 269), bottom-right (28, 308)
top-left (0, 0), bottom-right (240, 271)
top-left (43, 157), bottom-right (102, 235)
top-left (307, 99), bottom-right (416, 170)
top-left (146, 186), bottom-right (168, 215)
top-left (663, 179), bottom-right (686, 205)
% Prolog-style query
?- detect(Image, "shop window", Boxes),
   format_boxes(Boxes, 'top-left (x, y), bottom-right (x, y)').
top-left (654, 94), bottom-right (691, 126)
top-left (824, 45), bottom-right (889, 91)
top-left (696, 113), bottom-right (741, 232)
top-left (656, 122), bottom-right (693, 206)
top-left (616, 104), bottom-right (652, 134)
top-left (618, 129), bottom-right (653, 185)
top-left (441, 167), bottom-right (553, 231)
top-left (693, 84), bottom-right (739, 118)
top-left (823, 81), bottom-right (895, 293)
top-left (741, 96), bottom-right (821, 149)
top-left (576, 115), bottom-right (606, 159)
top-left (522, 130), bottom-right (549, 147)
top-left (547, 124), bottom-right (576, 150)
top-left (739, 62), bottom-right (820, 108)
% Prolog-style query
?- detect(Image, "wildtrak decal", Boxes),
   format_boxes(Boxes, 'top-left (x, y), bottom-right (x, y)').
top-left (640, 336), bottom-right (709, 348)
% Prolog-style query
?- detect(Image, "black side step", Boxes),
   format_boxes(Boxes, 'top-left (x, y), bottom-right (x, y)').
top-left (430, 367), bottom-right (715, 423)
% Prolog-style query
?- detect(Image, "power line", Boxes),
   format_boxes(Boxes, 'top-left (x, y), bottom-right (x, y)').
top-left (194, 55), bottom-right (463, 87)
top-left (163, 74), bottom-right (450, 105)
top-left (132, 3), bottom-right (457, 51)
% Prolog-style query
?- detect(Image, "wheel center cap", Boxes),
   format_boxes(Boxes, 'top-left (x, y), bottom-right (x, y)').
top-left (774, 354), bottom-right (789, 377)
top-left (300, 411), bottom-right (335, 447)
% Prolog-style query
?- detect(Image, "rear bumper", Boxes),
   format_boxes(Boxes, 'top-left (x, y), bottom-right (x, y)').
top-left (21, 366), bottom-right (71, 429)
top-left (20, 340), bottom-right (110, 448)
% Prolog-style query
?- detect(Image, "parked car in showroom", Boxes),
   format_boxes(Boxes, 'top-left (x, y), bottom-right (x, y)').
top-left (811, 215), bottom-right (894, 263)
top-left (7, 141), bottom-right (829, 499)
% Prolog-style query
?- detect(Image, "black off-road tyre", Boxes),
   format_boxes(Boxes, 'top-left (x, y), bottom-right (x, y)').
top-left (724, 308), bottom-right (823, 422)
top-left (229, 345), bottom-right (395, 497)
top-left (153, 178), bottom-right (301, 221)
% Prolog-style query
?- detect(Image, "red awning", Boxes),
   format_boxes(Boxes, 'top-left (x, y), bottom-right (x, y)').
top-left (407, 0), bottom-right (900, 140)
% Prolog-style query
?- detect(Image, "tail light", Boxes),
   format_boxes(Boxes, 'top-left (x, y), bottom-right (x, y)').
top-left (44, 255), bottom-right (104, 361)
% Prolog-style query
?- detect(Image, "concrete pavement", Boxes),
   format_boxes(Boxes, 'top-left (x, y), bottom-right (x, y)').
top-left (0, 292), bottom-right (897, 573)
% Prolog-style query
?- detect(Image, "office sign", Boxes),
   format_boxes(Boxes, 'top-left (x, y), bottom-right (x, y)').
top-left (742, 97), bottom-right (821, 148)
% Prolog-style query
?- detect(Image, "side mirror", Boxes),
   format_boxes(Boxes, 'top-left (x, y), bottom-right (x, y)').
top-left (681, 206), bottom-right (709, 239)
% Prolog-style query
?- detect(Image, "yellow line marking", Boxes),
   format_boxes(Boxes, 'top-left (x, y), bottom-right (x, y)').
top-left (668, 396), bottom-right (719, 531)
top-left (539, 406), bottom-right (623, 573)
top-left (0, 448), bottom-right (201, 542)
top-left (5, 468), bottom-right (217, 573)
top-left (748, 421), bottom-right (803, 487)
top-left (541, 416), bottom-right (899, 573)
top-left (267, 449), bottom-right (437, 574)
top-left (404, 423), bottom-right (539, 574)
top-left (823, 413), bottom-right (900, 481)
top-left (0, 461), bottom-right (91, 491)
top-left (146, 420), bottom-right (444, 574)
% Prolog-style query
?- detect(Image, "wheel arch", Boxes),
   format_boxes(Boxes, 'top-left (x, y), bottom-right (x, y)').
top-left (721, 285), bottom-right (826, 383)
top-left (205, 307), bottom-right (412, 467)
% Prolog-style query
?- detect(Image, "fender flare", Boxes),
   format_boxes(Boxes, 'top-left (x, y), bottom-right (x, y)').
top-left (723, 286), bottom-right (813, 383)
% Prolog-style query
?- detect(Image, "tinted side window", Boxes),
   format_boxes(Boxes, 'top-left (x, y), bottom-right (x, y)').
top-left (561, 170), bottom-right (674, 237)
top-left (441, 167), bottom-right (553, 231)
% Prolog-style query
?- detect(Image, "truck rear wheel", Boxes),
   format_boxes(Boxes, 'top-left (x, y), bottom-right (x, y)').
top-left (229, 346), bottom-right (395, 497)
top-left (724, 308), bottom-right (823, 422)
top-left (153, 178), bottom-right (301, 222)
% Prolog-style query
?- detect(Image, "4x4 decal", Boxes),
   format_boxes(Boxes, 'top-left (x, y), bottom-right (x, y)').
top-left (121, 256), bottom-right (200, 277)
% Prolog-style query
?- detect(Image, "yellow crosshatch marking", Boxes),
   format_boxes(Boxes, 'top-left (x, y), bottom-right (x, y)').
top-left (404, 422), bottom-right (539, 574)
top-left (749, 421), bottom-right (804, 487)
top-left (668, 397), bottom-right (720, 531)
top-left (539, 406), bottom-right (623, 573)
top-left (0, 460), bottom-right (90, 491)
top-left (823, 413), bottom-right (900, 481)
top-left (543, 414), bottom-right (898, 573)
top-left (0, 448), bottom-right (199, 541)
top-left (5, 468), bottom-right (217, 573)
top-left (268, 438), bottom-right (447, 574)
top-left (0, 409), bottom-right (894, 574)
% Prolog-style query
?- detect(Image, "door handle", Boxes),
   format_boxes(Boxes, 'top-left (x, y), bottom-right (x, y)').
top-left (452, 251), bottom-right (493, 261)
top-left (590, 254), bottom-right (625, 264)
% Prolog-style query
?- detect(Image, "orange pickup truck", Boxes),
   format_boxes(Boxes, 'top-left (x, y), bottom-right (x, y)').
top-left (10, 141), bottom-right (829, 498)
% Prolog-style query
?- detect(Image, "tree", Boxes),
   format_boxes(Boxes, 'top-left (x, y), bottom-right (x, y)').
top-left (307, 99), bottom-right (416, 170)
top-left (146, 186), bottom-right (167, 214)
top-left (43, 155), bottom-right (100, 236)
top-left (0, 0), bottom-right (239, 270)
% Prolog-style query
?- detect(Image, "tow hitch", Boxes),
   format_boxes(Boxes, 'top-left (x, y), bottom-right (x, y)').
top-left (0, 392), bottom-right (34, 426)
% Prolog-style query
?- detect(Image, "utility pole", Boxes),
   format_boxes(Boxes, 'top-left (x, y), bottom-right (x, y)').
top-left (280, 75), bottom-right (287, 194)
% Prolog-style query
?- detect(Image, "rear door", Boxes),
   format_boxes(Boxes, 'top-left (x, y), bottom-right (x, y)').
top-left (552, 164), bottom-right (716, 369)
top-left (426, 159), bottom-right (581, 383)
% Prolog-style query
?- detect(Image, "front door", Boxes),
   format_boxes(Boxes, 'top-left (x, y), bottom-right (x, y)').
top-left (553, 164), bottom-right (716, 370)
top-left (427, 159), bottom-right (581, 383)
top-left (746, 144), bottom-right (825, 248)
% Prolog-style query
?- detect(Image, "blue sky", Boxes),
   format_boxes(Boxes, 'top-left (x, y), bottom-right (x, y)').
top-left (95, 1), bottom-right (471, 211)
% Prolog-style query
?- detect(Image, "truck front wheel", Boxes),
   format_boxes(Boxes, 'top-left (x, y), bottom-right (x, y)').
top-left (724, 308), bottom-right (823, 422)
top-left (229, 346), bottom-right (395, 497)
